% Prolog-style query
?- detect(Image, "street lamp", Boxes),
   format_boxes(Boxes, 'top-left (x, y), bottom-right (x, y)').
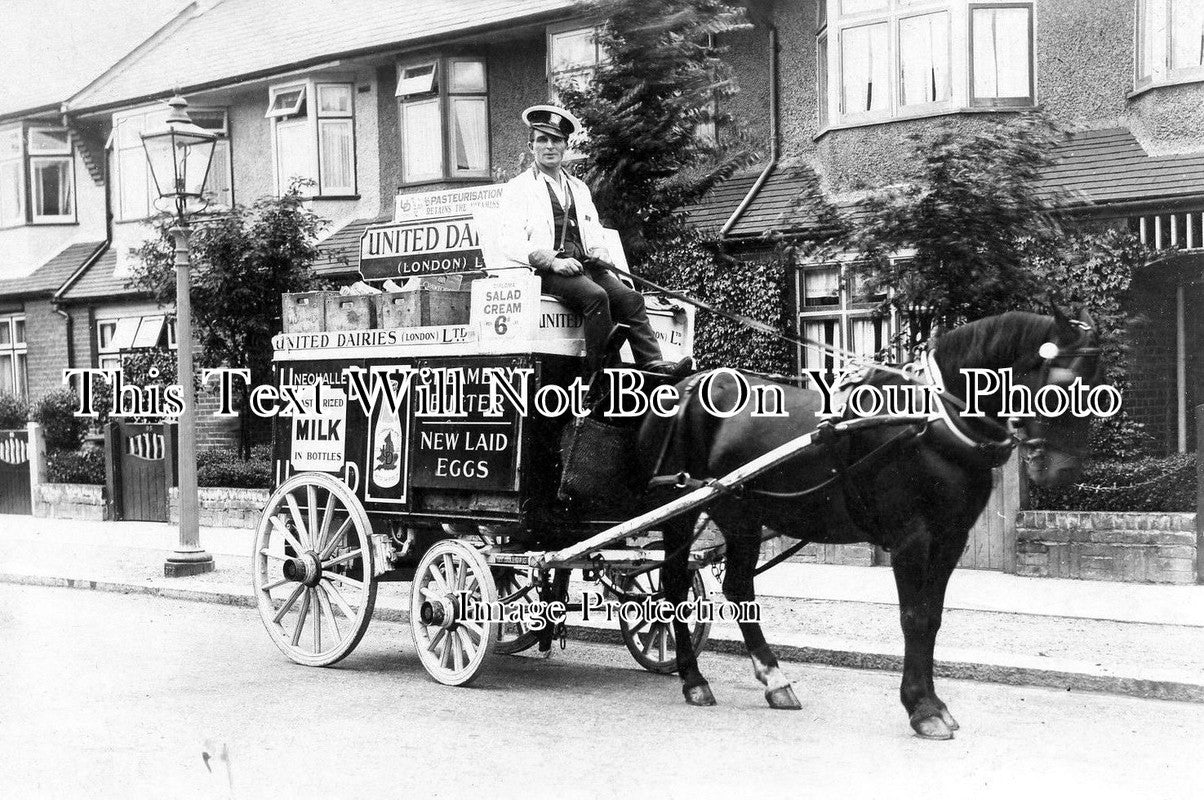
top-left (142, 94), bottom-right (215, 577)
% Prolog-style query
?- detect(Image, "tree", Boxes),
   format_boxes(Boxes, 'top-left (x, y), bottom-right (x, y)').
top-left (846, 113), bottom-right (1069, 348)
top-left (129, 188), bottom-right (328, 455)
top-left (558, 0), bottom-right (756, 264)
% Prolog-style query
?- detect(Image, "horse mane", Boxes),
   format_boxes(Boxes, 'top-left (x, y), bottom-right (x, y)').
top-left (934, 311), bottom-right (1060, 376)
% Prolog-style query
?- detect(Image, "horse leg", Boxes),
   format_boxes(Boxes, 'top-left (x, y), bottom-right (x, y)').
top-left (662, 513), bottom-right (715, 706)
top-left (712, 508), bottom-right (801, 710)
top-left (890, 520), bottom-right (965, 739)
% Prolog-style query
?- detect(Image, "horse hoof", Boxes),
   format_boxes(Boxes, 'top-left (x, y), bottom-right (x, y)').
top-left (939, 708), bottom-right (960, 731)
top-left (683, 683), bottom-right (717, 707)
top-left (911, 714), bottom-right (954, 740)
top-left (765, 685), bottom-right (802, 710)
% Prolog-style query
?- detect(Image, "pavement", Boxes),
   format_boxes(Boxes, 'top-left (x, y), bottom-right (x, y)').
top-left (2, 513), bottom-right (1202, 703)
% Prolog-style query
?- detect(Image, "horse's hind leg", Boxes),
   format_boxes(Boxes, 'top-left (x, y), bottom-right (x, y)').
top-left (662, 512), bottom-right (715, 706)
top-left (712, 506), bottom-right (801, 711)
top-left (891, 519), bottom-right (966, 739)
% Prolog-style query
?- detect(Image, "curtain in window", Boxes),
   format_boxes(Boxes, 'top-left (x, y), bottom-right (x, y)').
top-left (319, 120), bottom-right (354, 193)
top-left (204, 141), bottom-right (231, 205)
top-left (802, 320), bottom-right (840, 375)
top-left (0, 355), bottom-right (12, 394)
top-left (276, 120), bottom-right (316, 192)
top-left (842, 23), bottom-right (889, 112)
top-left (804, 268), bottom-right (841, 306)
top-left (849, 317), bottom-right (885, 358)
top-left (451, 98), bottom-right (488, 173)
top-left (403, 98), bottom-right (443, 181)
top-left (1172, 0), bottom-right (1204, 69)
top-left (33, 159), bottom-right (72, 217)
top-left (15, 352), bottom-right (26, 397)
top-left (900, 12), bottom-right (950, 105)
top-left (972, 7), bottom-right (1031, 99)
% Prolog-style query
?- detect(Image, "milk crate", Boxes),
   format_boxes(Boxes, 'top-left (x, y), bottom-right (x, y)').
top-left (281, 292), bottom-right (328, 333)
top-left (324, 293), bottom-right (377, 331)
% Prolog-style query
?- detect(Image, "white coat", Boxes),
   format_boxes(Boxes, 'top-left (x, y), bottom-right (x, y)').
top-left (497, 166), bottom-right (608, 268)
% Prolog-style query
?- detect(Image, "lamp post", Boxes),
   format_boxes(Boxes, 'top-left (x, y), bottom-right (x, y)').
top-left (142, 95), bottom-right (216, 577)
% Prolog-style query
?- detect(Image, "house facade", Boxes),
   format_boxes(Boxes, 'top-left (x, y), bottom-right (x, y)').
top-left (1, 0), bottom-right (1200, 456)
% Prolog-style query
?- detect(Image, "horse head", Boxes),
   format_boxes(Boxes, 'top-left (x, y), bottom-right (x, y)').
top-left (929, 308), bottom-right (1105, 487)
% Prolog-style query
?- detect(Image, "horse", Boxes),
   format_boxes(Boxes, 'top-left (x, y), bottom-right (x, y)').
top-left (636, 309), bottom-right (1103, 739)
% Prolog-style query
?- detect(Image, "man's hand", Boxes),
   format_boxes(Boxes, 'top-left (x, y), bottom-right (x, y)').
top-left (550, 257), bottom-right (584, 276)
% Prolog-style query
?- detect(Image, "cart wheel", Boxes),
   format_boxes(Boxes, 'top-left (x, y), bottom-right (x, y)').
top-left (492, 565), bottom-right (541, 655)
top-left (410, 539), bottom-right (499, 686)
top-left (253, 472), bottom-right (376, 667)
top-left (617, 568), bottom-right (712, 675)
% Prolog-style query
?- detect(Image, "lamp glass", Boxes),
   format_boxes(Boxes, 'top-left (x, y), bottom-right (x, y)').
top-left (141, 121), bottom-right (217, 200)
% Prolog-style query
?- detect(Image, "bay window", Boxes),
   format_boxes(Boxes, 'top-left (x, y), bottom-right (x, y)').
top-left (0, 315), bottom-right (28, 397)
top-left (548, 24), bottom-right (603, 98)
top-left (267, 81), bottom-right (356, 196)
top-left (0, 125), bottom-right (76, 226)
top-left (396, 57), bottom-right (490, 184)
top-left (114, 106), bottom-right (230, 220)
top-left (796, 263), bottom-right (893, 386)
top-left (1138, 0), bottom-right (1204, 86)
top-left (819, 1), bottom-right (1033, 127)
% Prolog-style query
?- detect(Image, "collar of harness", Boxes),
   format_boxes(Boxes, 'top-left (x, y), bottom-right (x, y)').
top-left (920, 351), bottom-right (1018, 468)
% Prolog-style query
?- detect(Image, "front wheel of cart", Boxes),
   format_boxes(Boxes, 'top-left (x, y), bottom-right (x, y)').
top-left (253, 472), bottom-right (377, 667)
top-left (492, 565), bottom-right (542, 655)
top-left (617, 567), bottom-right (712, 675)
top-left (410, 539), bottom-right (499, 685)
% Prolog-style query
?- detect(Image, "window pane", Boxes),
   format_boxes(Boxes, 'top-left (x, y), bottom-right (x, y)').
top-left (268, 88), bottom-right (306, 117)
top-left (842, 22), bottom-right (889, 113)
top-left (97, 321), bottom-right (116, 351)
top-left (0, 320), bottom-right (10, 345)
top-left (551, 29), bottom-right (598, 73)
top-left (318, 119), bottom-right (354, 193)
top-left (204, 140), bottom-right (232, 206)
top-left (398, 63), bottom-right (438, 97)
top-left (118, 148), bottom-right (149, 219)
top-left (317, 85), bottom-right (352, 115)
top-left (849, 317), bottom-right (886, 358)
top-left (28, 128), bottom-right (70, 154)
top-left (1172, 0), bottom-right (1204, 69)
top-left (972, 7), bottom-right (1031, 100)
top-left (450, 61), bottom-right (486, 93)
top-left (15, 352), bottom-right (26, 397)
top-left (803, 268), bottom-right (840, 306)
top-left (32, 158), bottom-right (72, 217)
top-left (276, 119), bottom-right (316, 191)
top-left (0, 128), bottom-right (21, 158)
top-left (402, 98), bottom-right (443, 181)
top-left (116, 115), bottom-right (146, 149)
top-left (132, 316), bottom-right (165, 349)
top-left (13, 318), bottom-right (24, 344)
top-left (802, 320), bottom-right (840, 375)
top-left (900, 12), bottom-right (950, 105)
top-left (450, 97), bottom-right (488, 173)
top-left (1139, 0), bottom-right (1167, 79)
top-left (0, 160), bottom-right (22, 225)
top-left (0, 354), bottom-right (12, 394)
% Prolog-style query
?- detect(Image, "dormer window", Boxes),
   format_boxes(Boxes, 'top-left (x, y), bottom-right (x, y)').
top-left (396, 56), bottom-right (490, 184)
top-left (0, 125), bottom-right (76, 227)
top-left (267, 80), bottom-right (356, 197)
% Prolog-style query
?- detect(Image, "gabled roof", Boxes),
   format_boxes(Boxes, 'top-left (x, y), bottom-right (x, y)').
top-left (0, 0), bottom-right (189, 119)
top-left (0, 241), bottom-right (105, 298)
top-left (57, 249), bottom-right (136, 302)
top-left (67, 0), bottom-right (576, 113)
top-left (1041, 127), bottom-right (1204, 208)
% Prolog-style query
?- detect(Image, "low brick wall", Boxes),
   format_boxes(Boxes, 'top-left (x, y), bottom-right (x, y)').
top-left (1016, 511), bottom-right (1197, 584)
top-left (35, 483), bottom-right (107, 521)
top-left (169, 487), bottom-right (270, 529)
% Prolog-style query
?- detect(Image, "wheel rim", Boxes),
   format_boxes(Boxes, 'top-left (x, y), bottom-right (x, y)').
top-left (492, 566), bottom-right (541, 655)
top-left (253, 473), bottom-right (376, 667)
top-left (618, 568), bottom-right (711, 675)
top-left (410, 540), bottom-right (498, 686)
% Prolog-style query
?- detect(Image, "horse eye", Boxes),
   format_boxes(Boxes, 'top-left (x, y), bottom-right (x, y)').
top-left (1038, 342), bottom-right (1060, 359)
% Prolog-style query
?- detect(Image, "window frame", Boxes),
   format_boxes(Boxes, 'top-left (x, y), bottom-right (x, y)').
top-left (1135, 0), bottom-right (1204, 88)
top-left (267, 79), bottom-right (358, 199)
top-left (967, 2), bottom-right (1035, 107)
top-left (395, 55), bottom-right (491, 186)
top-left (0, 124), bottom-right (78, 227)
top-left (795, 261), bottom-right (896, 386)
top-left (0, 314), bottom-right (29, 398)
top-left (111, 105), bottom-right (233, 221)
top-left (95, 314), bottom-right (176, 371)
top-left (547, 22), bottom-right (604, 100)
top-left (0, 126), bottom-right (26, 229)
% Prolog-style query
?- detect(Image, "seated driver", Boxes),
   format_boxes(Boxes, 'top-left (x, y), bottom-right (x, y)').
top-left (498, 104), bottom-right (688, 377)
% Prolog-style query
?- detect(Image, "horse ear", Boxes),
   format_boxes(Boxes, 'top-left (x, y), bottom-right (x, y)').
top-left (1079, 306), bottom-right (1095, 331)
top-left (1049, 302), bottom-right (1075, 339)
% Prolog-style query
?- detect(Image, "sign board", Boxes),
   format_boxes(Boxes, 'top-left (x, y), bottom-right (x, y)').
top-left (407, 359), bottom-right (524, 491)
top-left (359, 217), bottom-right (486, 281)
top-left (394, 184), bottom-right (506, 222)
top-left (364, 366), bottom-right (412, 505)
top-left (471, 272), bottom-right (542, 346)
top-left (278, 362), bottom-right (359, 484)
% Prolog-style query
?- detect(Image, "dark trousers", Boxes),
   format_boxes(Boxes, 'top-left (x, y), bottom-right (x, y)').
top-left (540, 264), bottom-right (663, 371)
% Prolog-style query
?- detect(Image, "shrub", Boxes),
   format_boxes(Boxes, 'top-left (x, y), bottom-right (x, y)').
top-left (0, 392), bottom-right (28, 430)
top-left (1030, 453), bottom-right (1195, 512)
top-left (197, 444), bottom-right (273, 489)
top-left (31, 389), bottom-right (90, 451)
top-left (44, 449), bottom-right (105, 485)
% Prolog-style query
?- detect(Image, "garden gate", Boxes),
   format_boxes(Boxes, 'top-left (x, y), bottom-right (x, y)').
top-left (0, 429), bottom-right (32, 515)
top-left (106, 422), bottom-right (174, 522)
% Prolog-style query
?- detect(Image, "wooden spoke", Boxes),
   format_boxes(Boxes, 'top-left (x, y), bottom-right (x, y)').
top-left (618, 568), bottom-right (712, 675)
top-left (273, 583), bottom-right (306, 624)
top-left (324, 573), bottom-right (364, 591)
top-left (311, 588), bottom-right (322, 652)
top-left (322, 549), bottom-right (363, 571)
top-left (317, 491), bottom-right (337, 550)
top-left (291, 590), bottom-right (312, 647)
top-left (261, 576), bottom-right (292, 593)
top-left (321, 579), bottom-right (356, 621)
top-left (409, 539), bottom-right (497, 686)
top-left (427, 626), bottom-right (448, 654)
top-left (318, 518), bottom-right (352, 562)
top-left (284, 491), bottom-right (311, 550)
top-left (260, 548), bottom-right (289, 563)
top-left (316, 585), bottom-right (341, 641)
top-left (460, 619), bottom-right (485, 642)
top-left (270, 515), bottom-right (306, 559)
top-left (306, 485), bottom-right (319, 553)
top-left (458, 629), bottom-right (478, 662)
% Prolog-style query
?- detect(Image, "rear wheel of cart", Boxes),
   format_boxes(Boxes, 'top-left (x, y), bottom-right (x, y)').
top-left (253, 472), bottom-right (377, 667)
top-left (410, 539), bottom-right (499, 685)
top-left (616, 566), bottom-right (712, 675)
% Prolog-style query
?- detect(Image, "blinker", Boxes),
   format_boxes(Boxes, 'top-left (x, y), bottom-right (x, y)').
top-left (1038, 342), bottom-right (1060, 360)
